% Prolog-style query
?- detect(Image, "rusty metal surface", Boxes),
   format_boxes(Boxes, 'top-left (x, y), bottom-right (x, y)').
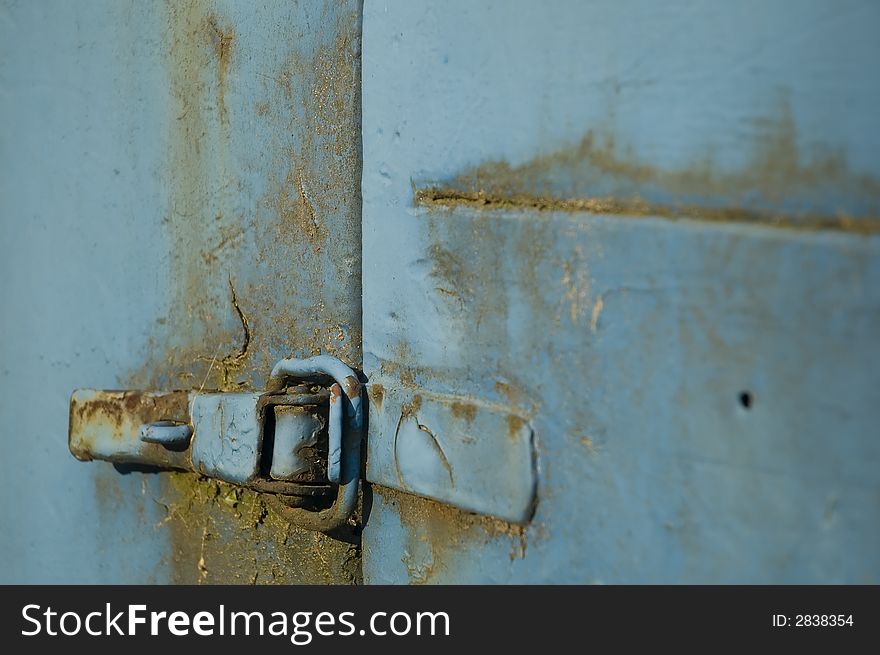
top-left (110, 0), bottom-right (363, 581)
top-left (7, 0), bottom-right (880, 586)
top-left (270, 406), bottom-right (327, 482)
top-left (69, 388), bottom-right (329, 485)
top-left (265, 356), bottom-right (364, 531)
top-left (270, 353), bottom-right (366, 485)
top-left (69, 390), bottom-right (192, 470)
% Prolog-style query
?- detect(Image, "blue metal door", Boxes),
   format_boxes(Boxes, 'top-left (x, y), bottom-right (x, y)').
top-left (2, 0), bottom-right (878, 584)
top-left (0, 0), bottom-right (363, 583)
top-left (359, 0), bottom-right (880, 583)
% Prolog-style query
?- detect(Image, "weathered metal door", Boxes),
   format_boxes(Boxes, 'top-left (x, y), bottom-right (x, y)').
top-left (1, 0), bottom-right (364, 583)
top-left (358, 0), bottom-right (880, 583)
top-left (2, 0), bottom-right (878, 583)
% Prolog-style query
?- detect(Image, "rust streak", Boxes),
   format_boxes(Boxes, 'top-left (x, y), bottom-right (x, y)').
top-left (369, 383), bottom-right (385, 411)
top-left (414, 103), bottom-right (880, 235)
top-left (207, 14), bottom-right (234, 124)
top-left (416, 187), bottom-right (880, 234)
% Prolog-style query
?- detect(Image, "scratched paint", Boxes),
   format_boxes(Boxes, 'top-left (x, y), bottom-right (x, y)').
top-left (366, 195), bottom-right (880, 585)
top-left (365, 383), bottom-right (537, 523)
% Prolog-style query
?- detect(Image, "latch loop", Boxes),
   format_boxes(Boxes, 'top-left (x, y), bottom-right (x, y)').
top-left (265, 355), bottom-right (363, 532)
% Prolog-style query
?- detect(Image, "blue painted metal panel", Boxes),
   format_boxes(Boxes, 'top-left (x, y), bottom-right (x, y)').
top-left (365, 0), bottom-right (880, 223)
top-left (0, 1), bottom-right (176, 583)
top-left (365, 382), bottom-right (536, 523)
top-left (1, 1), bottom-right (363, 583)
top-left (361, 0), bottom-right (880, 582)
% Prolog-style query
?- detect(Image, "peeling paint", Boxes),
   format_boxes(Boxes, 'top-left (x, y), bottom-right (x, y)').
top-left (69, 390), bottom-right (192, 469)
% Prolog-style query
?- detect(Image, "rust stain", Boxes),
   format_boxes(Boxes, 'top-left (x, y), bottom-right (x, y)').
top-left (379, 353), bottom-right (418, 388)
top-left (137, 0), bottom-right (243, 393)
top-left (69, 391), bottom-right (192, 469)
top-left (417, 187), bottom-right (880, 233)
top-left (245, 3), bottom-right (363, 367)
top-left (415, 99), bottom-right (880, 234)
top-left (494, 381), bottom-right (517, 404)
top-left (450, 400), bottom-right (477, 424)
top-left (579, 435), bottom-right (599, 454)
top-left (590, 295), bottom-right (604, 333)
top-left (71, 391), bottom-right (189, 437)
top-left (276, 166), bottom-right (326, 249)
top-left (200, 225), bottom-right (245, 265)
top-left (506, 414), bottom-right (527, 441)
top-left (369, 383), bottom-right (385, 411)
top-left (421, 215), bottom-right (504, 329)
top-left (206, 14), bottom-right (234, 125)
top-left (400, 394), bottom-right (423, 418)
top-left (427, 243), bottom-right (473, 305)
top-left (132, 1), bottom-right (363, 391)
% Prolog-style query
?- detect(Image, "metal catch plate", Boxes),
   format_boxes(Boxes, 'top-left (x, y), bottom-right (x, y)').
top-left (366, 382), bottom-right (537, 524)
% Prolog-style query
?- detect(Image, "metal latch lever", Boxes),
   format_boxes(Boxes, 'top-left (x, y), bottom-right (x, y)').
top-left (68, 355), bottom-right (363, 532)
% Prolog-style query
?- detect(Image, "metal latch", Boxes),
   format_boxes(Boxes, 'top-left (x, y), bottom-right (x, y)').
top-left (69, 355), bottom-right (363, 532)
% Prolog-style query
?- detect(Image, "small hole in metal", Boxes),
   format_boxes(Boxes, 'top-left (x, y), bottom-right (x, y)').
top-left (739, 391), bottom-right (753, 409)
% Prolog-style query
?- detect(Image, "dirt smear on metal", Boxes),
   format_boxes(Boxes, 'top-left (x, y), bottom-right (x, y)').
top-left (374, 486), bottom-right (527, 584)
top-left (97, 1), bottom-right (365, 584)
top-left (155, 473), bottom-right (360, 584)
top-left (416, 99), bottom-right (880, 234)
top-left (130, 1), bottom-right (363, 395)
